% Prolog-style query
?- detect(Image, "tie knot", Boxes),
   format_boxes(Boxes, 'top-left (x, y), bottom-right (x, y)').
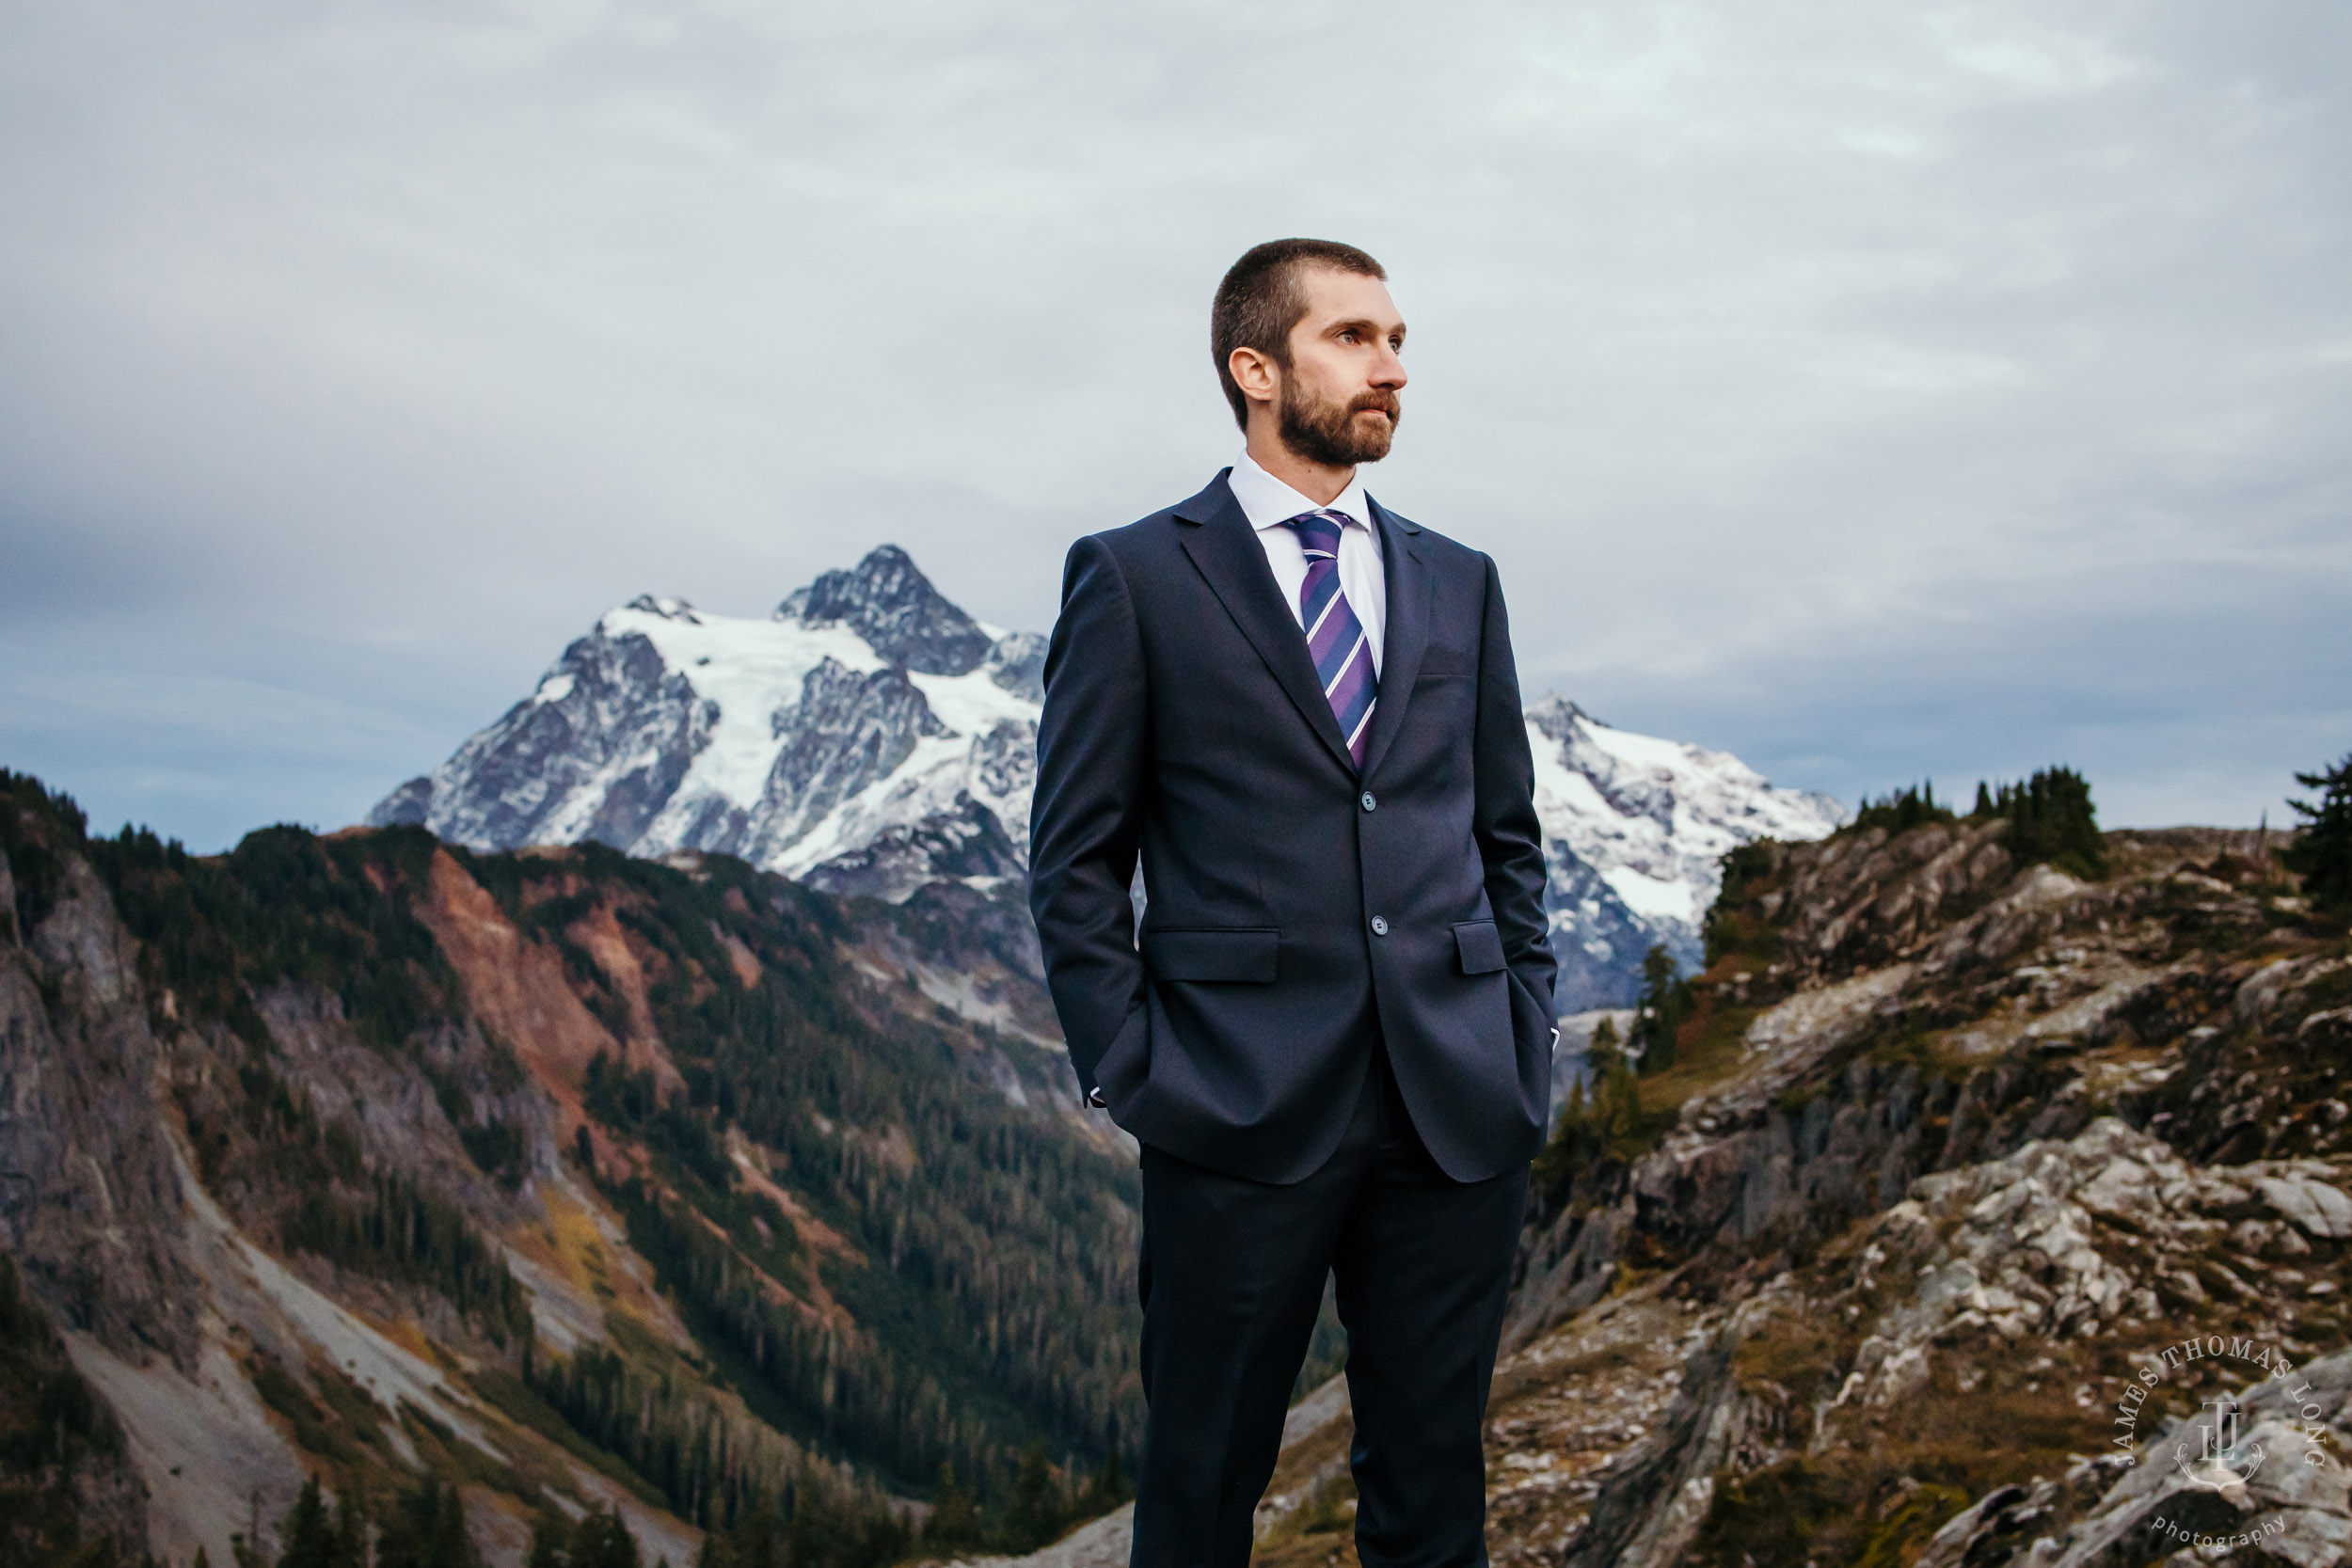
top-left (1283, 509), bottom-right (1349, 558)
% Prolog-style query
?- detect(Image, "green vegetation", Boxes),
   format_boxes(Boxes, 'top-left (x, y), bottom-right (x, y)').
top-left (1978, 766), bottom-right (2106, 879)
top-left (285, 1177), bottom-right (534, 1346)
top-left (474, 844), bottom-right (1144, 1493)
top-left (260, 1472), bottom-right (485, 1568)
top-left (6, 766), bottom-right (1147, 1508)
top-left (0, 769), bottom-right (88, 942)
top-left (2285, 749), bottom-right (2352, 910)
top-left (997, 1439), bottom-right (1074, 1554)
top-left (1691, 1459), bottom-right (1973, 1568)
top-left (524, 1336), bottom-right (821, 1532)
top-left (250, 1354), bottom-right (396, 1474)
top-left (0, 1253), bottom-right (135, 1568)
top-left (1702, 842), bottom-right (1780, 968)
top-left (527, 1503), bottom-right (640, 1568)
top-left (1532, 1018), bottom-right (1653, 1209)
top-left (1839, 766), bottom-right (2108, 879)
top-left (3, 768), bottom-right (1155, 1551)
top-left (1851, 782), bottom-right (1957, 835)
top-left (691, 1483), bottom-right (911, 1568)
top-left (1693, 1328), bottom-right (2116, 1568)
top-left (914, 1441), bottom-right (1126, 1560)
top-left (584, 1051), bottom-right (732, 1192)
top-left (0, 779), bottom-right (538, 1354)
top-left (923, 1465), bottom-right (983, 1552)
top-left (1629, 944), bottom-right (1695, 1076)
top-left (90, 816), bottom-right (458, 1055)
top-left (270, 1475), bottom-right (373, 1568)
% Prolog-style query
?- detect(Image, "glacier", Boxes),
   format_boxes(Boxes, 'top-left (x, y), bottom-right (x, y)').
top-left (372, 545), bottom-right (1840, 1011)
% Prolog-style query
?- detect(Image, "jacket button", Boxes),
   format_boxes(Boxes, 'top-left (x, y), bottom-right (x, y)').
top-left (1370, 915), bottom-right (1390, 936)
top-left (1360, 791), bottom-right (1377, 812)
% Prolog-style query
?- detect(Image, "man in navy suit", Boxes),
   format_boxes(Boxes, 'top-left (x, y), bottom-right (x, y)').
top-left (1027, 238), bottom-right (1558, 1568)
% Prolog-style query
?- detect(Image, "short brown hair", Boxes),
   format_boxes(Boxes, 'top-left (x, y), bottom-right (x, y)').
top-left (1211, 239), bottom-right (1387, 430)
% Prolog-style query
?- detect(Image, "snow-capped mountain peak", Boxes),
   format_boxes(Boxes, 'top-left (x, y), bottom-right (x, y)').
top-left (373, 546), bottom-right (1041, 902)
top-left (1523, 693), bottom-right (1844, 1007)
top-left (371, 547), bottom-right (1841, 1007)
top-left (774, 543), bottom-right (997, 676)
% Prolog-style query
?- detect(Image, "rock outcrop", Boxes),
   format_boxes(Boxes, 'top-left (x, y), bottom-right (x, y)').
top-left (1482, 822), bottom-right (2351, 1566)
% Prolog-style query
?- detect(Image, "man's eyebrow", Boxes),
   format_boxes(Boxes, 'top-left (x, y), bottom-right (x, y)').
top-left (1326, 315), bottom-right (1408, 339)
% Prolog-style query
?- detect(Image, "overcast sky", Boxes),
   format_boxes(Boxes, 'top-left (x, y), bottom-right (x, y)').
top-left (3, 0), bottom-right (2346, 852)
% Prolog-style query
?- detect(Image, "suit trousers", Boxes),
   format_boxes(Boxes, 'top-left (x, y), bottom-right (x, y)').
top-left (1130, 1038), bottom-right (1530, 1568)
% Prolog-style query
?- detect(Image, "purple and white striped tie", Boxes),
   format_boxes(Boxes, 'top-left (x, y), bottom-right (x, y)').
top-left (1284, 509), bottom-right (1377, 768)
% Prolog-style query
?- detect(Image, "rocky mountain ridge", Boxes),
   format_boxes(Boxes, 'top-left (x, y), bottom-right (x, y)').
top-left (1410, 821), bottom-right (2349, 1566)
top-left (372, 546), bottom-right (1840, 1009)
top-left (1, 768), bottom-right (1137, 1568)
top-left (16, 738), bottom-right (2349, 1568)
top-left (970, 814), bottom-right (2352, 1568)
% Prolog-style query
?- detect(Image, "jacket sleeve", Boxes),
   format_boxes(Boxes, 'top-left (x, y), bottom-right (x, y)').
top-left (1026, 535), bottom-right (1152, 1097)
top-left (1470, 551), bottom-right (1559, 1036)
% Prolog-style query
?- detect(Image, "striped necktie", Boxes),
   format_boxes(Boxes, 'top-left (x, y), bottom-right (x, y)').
top-left (1283, 509), bottom-right (1377, 768)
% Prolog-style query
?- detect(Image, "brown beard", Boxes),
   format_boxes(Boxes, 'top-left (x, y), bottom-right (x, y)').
top-left (1278, 382), bottom-right (1400, 467)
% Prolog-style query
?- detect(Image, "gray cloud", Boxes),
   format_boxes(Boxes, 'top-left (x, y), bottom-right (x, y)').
top-left (1, 0), bottom-right (2344, 847)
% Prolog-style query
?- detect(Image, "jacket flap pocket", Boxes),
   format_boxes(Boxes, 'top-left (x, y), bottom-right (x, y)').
top-left (1418, 646), bottom-right (1476, 680)
top-left (1453, 920), bottom-right (1507, 975)
top-left (1143, 927), bottom-right (1279, 983)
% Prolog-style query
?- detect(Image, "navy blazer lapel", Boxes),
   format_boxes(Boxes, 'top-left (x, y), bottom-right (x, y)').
top-left (1174, 470), bottom-right (1359, 774)
top-left (1356, 496), bottom-right (1429, 783)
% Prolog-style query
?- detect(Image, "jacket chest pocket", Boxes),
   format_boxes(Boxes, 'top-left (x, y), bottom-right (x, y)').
top-left (1416, 646), bottom-right (1476, 688)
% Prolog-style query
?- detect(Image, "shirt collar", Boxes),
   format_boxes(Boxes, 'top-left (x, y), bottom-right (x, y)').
top-left (1228, 448), bottom-right (1375, 537)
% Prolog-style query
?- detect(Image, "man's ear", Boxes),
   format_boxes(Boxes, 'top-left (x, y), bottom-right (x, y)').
top-left (1228, 345), bottom-right (1279, 409)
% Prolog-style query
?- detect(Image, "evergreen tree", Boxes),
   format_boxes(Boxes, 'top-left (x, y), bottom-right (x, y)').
top-left (997, 1441), bottom-right (1068, 1554)
top-left (332, 1489), bottom-right (369, 1568)
top-left (566, 1505), bottom-right (641, 1568)
top-left (1078, 1448), bottom-right (1131, 1517)
top-left (926, 1465), bottom-right (981, 1549)
top-left (695, 1502), bottom-right (782, 1568)
top-left (278, 1478), bottom-right (336, 1568)
top-left (517, 1503), bottom-right (638, 1568)
top-left (21, 766), bottom-right (1146, 1512)
top-left (2284, 751), bottom-right (2352, 911)
top-left (1851, 782), bottom-right (1955, 834)
top-left (1983, 766), bottom-right (2106, 879)
top-left (375, 1477), bottom-right (481, 1568)
top-left (1586, 1026), bottom-right (1645, 1147)
top-left (1629, 946), bottom-right (1692, 1076)
top-left (1531, 1019), bottom-right (1648, 1206)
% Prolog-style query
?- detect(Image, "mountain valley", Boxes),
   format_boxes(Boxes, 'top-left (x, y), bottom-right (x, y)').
top-left (2, 771), bottom-right (1133, 1568)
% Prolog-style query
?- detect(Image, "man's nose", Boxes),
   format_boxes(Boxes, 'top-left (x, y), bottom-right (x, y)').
top-left (1371, 341), bottom-right (1406, 388)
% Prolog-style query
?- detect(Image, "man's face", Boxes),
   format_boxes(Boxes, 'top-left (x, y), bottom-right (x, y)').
top-left (1276, 267), bottom-right (1407, 467)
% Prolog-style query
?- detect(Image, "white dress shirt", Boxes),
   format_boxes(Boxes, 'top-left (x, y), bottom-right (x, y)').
top-left (1225, 448), bottom-right (1386, 675)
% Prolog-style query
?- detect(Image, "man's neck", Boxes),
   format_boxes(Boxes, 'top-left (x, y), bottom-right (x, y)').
top-left (1243, 428), bottom-right (1354, 507)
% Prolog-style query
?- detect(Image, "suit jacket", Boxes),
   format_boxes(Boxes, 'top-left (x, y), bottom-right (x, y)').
top-left (1026, 469), bottom-right (1557, 1184)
